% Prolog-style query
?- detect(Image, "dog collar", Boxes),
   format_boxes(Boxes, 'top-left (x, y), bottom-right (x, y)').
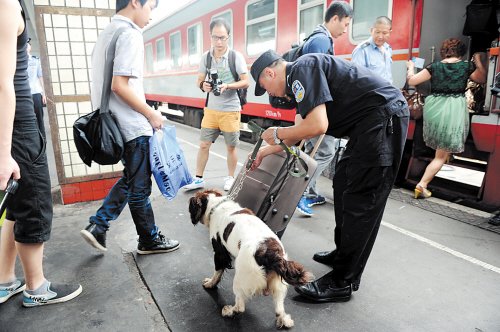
top-left (208, 197), bottom-right (231, 221)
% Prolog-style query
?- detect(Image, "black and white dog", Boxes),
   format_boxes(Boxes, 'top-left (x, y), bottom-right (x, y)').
top-left (189, 189), bottom-right (313, 329)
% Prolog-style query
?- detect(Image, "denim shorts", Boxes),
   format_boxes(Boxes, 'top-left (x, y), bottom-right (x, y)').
top-left (6, 118), bottom-right (53, 243)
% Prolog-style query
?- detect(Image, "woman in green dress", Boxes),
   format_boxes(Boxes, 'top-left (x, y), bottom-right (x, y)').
top-left (406, 38), bottom-right (486, 198)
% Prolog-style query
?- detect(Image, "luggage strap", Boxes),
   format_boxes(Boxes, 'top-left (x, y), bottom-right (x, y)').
top-left (246, 121), bottom-right (308, 178)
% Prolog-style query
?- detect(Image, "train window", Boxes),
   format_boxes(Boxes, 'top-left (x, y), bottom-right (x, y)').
top-left (145, 43), bottom-right (153, 73)
top-left (188, 23), bottom-right (202, 66)
top-left (298, 0), bottom-right (324, 42)
top-left (155, 38), bottom-right (166, 71)
top-left (212, 11), bottom-right (233, 49)
top-left (246, 0), bottom-right (276, 55)
top-left (170, 31), bottom-right (182, 68)
top-left (351, 0), bottom-right (392, 43)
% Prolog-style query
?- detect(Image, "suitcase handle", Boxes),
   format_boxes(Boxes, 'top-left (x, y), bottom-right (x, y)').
top-left (247, 121), bottom-right (308, 177)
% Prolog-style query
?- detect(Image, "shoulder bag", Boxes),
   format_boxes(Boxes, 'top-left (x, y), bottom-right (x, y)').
top-left (73, 27), bottom-right (127, 167)
top-left (401, 82), bottom-right (424, 120)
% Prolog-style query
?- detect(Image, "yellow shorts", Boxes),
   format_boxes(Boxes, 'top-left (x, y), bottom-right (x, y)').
top-left (201, 108), bottom-right (241, 132)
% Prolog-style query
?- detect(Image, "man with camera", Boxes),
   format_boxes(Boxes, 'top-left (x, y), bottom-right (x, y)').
top-left (184, 18), bottom-right (249, 191)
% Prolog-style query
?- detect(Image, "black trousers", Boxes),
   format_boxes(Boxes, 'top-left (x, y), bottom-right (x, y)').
top-left (332, 110), bottom-right (409, 285)
top-left (32, 93), bottom-right (45, 138)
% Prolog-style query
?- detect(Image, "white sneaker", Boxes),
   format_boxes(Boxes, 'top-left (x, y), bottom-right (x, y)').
top-left (183, 177), bottom-right (205, 191)
top-left (223, 176), bottom-right (235, 191)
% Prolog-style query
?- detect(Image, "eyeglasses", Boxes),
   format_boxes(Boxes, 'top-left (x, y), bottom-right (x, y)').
top-left (211, 35), bottom-right (229, 42)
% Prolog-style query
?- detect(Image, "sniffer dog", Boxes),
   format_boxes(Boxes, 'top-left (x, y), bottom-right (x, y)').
top-left (189, 189), bottom-right (313, 329)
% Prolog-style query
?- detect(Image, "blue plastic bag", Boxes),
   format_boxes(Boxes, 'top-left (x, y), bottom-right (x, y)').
top-left (150, 126), bottom-right (193, 200)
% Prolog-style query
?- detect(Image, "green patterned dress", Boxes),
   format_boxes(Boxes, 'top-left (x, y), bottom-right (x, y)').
top-left (423, 61), bottom-right (474, 153)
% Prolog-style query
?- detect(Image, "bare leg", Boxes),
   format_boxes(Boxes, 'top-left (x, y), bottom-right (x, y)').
top-left (203, 269), bottom-right (224, 289)
top-left (196, 141), bottom-right (212, 177)
top-left (16, 242), bottom-right (46, 290)
top-left (418, 149), bottom-right (449, 188)
top-left (0, 220), bottom-right (17, 283)
top-left (226, 145), bottom-right (237, 177)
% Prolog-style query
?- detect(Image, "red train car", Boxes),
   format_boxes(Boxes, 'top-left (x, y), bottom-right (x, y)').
top-left (143, 0), bottom-right (500, 210)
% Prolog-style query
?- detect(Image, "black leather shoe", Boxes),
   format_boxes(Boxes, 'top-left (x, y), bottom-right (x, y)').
top-left (312, 250), bottom-right (336, 266)
top-left (294, 272), bottom-right (352, 302)
top-left (80, 223), bottom-right (107, 252)
top-left (489, 214), bottom-right (500, 226)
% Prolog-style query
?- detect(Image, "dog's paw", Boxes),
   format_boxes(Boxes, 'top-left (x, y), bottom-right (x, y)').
top-left (222, 305), bottom-right (238, 317)
top-left (202, 278), bottom-right (217, 289)
top-left (276, 314), bottom-right (294, 329)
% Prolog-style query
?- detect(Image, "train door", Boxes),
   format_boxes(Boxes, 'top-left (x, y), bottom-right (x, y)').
top-left (401, 0), bottom-right (500, 210)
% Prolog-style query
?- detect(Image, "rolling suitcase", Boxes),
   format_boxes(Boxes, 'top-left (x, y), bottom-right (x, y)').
top-left (228, 122), bottom-right (322, 238)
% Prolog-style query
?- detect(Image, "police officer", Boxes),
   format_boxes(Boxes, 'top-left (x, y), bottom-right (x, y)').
top-left (250, 50), bottom-right (409, 302)
top-left (351, 16), bottom-right (393, 84)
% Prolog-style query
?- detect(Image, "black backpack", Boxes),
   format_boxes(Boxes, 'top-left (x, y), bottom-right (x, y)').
top-left (270, 29), bottom-right (333, 109)
top-left (205, 50), bottom-right (247, 107)
top-left (282, 29), bottom-right (334, 62)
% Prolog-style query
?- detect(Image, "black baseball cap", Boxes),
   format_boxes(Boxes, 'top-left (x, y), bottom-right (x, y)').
top-left (250, 50), bottom-right (282, 96)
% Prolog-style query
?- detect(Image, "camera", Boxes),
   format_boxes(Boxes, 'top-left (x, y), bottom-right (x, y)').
top-left (209, 69), bottom-right (223, 96)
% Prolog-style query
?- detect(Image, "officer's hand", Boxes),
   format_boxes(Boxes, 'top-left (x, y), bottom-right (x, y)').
top-left (0, 156), bottom-right (20, 191)
top-left (261, 127), bottom-right (276, 145)
top-left (250, 150), bottom-right (264, 171)
top-left (42, 94), bottom-right (47, 105)
top-left (147, 109), bottom-right (164, 131)
top-left (202, 82), bottom-right (213, 93)
top-left (249, 146), bottom-right (278, 171)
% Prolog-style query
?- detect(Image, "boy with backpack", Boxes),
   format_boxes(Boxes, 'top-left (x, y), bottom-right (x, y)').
top-left (295, 1), bottom-right (352, 217)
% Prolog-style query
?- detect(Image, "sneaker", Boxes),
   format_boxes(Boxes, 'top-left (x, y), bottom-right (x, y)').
top-left (296, 196), bottom-right (313, 217)
top-left (80, 223), bottom-right (107, 252)
top-left (183, 177), bottom-right (205, 191)
top-left (223, 176), bottom-right (235, 191)
top-left (0, 279), bottom-right (26, 304)
top-left (307, 195), bottom-right (326, 207)
top-left (137, 232), bottom-right (180, 255)
top-left (23, 281), bottom-right (82, 307)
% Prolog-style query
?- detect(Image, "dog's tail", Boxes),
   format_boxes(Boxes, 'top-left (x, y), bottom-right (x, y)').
top-left (256, 238), bottom-right (313, 286)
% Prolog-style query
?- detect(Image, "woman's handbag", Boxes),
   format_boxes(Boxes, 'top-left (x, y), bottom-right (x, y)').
top-left (401, 83), bottom-right (424, 120)
top-left (149, 126), bottom-right (193, 200)
top-left (73, 28), bottom-right (127, 167)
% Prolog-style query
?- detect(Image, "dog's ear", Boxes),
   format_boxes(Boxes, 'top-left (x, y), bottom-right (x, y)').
top-left (189, 193), bottom-right (208, 225)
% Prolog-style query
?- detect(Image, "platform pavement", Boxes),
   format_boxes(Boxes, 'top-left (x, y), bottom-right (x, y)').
top-left (1, 120), bottom-right (499, 331)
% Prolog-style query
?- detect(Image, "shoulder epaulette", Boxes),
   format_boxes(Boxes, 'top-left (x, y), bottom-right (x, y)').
top-left (360, 41), bottom-right (371, 48)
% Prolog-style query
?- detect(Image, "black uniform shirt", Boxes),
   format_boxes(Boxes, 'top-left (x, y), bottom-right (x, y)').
top-left (285, 54), bottom-right (404, 138)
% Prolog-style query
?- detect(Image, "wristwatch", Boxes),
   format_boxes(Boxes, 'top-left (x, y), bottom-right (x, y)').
top-left (273, 127), bottom-right (281, 145)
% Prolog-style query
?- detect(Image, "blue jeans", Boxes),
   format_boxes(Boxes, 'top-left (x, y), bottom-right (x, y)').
top-left (90, 136), bottom-right (158, 242)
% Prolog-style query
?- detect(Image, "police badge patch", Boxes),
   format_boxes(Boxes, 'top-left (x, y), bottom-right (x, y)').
top-left (292, 80), bottom-right (305, 103)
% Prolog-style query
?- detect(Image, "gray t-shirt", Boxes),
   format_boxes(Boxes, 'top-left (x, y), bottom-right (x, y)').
top-left (91, 15), bottom-right (152, 142)
top-left (198, 48), bottom-right (247, 112)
